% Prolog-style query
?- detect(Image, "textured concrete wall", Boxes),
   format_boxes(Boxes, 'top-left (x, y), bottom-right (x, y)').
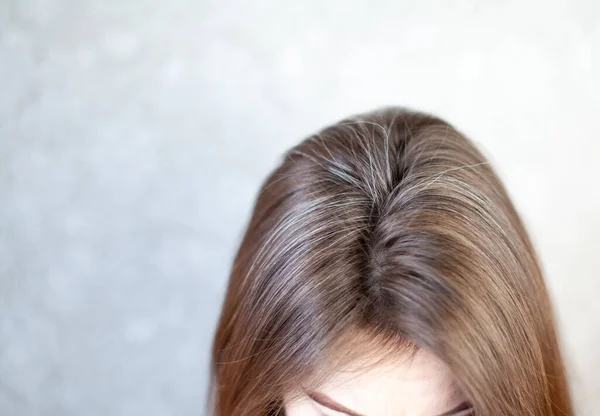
top-left (0, 0), bottom-right (598, 415)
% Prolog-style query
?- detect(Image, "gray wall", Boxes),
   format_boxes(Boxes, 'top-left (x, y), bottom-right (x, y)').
top-left (1, 0), bottom-right (599, 414)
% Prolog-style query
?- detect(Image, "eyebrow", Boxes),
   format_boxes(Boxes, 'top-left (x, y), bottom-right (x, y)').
top-left (307, 391), bottom-right (472, 416)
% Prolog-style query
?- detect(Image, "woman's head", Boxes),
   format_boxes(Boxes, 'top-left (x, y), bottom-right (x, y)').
top-left (210, 108), bottom-right (572, 415)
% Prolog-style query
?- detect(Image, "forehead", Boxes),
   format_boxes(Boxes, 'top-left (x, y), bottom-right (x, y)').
top-left (308, 348), bottom-right (463, 416)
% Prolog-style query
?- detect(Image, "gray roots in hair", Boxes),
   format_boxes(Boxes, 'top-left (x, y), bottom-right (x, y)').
top-left (210, 107), bottom-right (573, 416)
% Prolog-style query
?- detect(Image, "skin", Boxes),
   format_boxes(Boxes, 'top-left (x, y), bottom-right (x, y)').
top-left (284, 347), bottom-right (472, 416)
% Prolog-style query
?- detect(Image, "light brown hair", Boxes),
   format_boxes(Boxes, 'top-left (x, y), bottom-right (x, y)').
top-left (209, 107), bottom-right (572, 416)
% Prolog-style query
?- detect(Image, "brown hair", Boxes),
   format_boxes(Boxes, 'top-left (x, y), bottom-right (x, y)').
top-left (209, 107), bottom-right (572, 416)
